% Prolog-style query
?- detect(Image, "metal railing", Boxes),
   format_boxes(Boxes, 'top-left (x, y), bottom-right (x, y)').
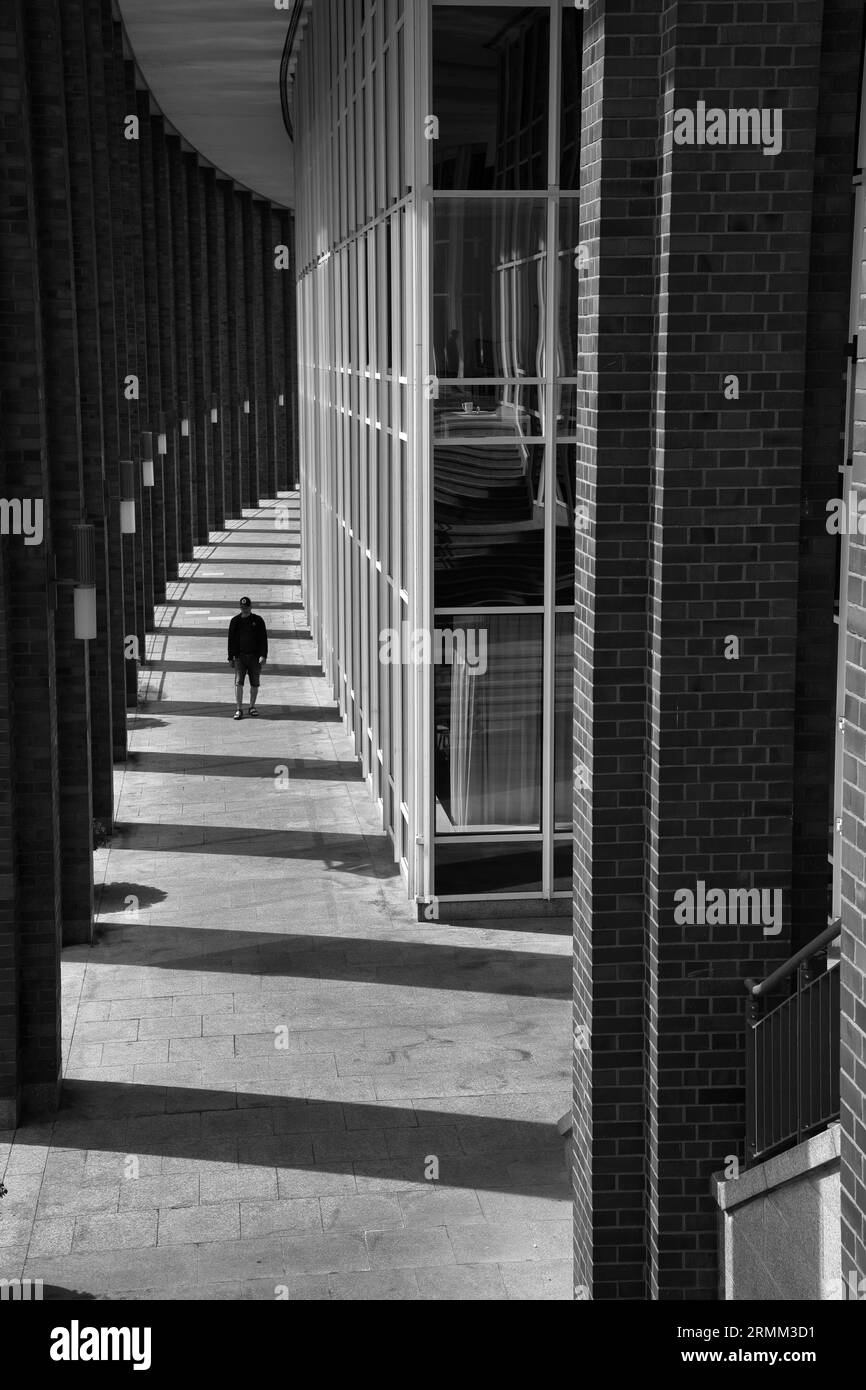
top-left (744, 918), bottom-right (841, 1165)
top-left (279, 1), bottom-right (307, 142)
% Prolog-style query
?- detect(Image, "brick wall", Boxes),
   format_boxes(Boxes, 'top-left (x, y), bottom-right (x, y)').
top-left (574, 0), bottom-right (863, 1299)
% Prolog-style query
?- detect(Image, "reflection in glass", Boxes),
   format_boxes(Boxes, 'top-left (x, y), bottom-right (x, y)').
top-left (432, 201), bottom-right (547, 380)
top-left (554, 839), bottom-right (573, 892)
top-left (435, 840), bottom-right (543, 896)
top-left (434, 613), bottom-right (542, 831)
top-left (433, 383), bottom-right (544, 440)
top-left (546, 384), bottom-right (577, 437)
top-left (432, 7), bottom-right (550, 191)
top-left (557, 202), bottom-right (581, 378)
top-left (560, 9), bottom-right (583, 189)
top-left (434, 444), bottom-right (545, 606)
top-left (554, 444), bottom-right (577, 602)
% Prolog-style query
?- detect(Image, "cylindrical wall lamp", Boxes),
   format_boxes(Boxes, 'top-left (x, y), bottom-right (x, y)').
top-left (141, 432), bottom-right (155, 488)
top-left (243, 385), bottom-right (251, 415)
top-left (278, 393), bottom-right (285, 408)
top-left (210, 394), bottom-right (219, 425)
top-left (157, 411), bottom-right (168, 457)
top-left (180, 400), bottom-right (190, 437)
top-left (73, 523), bottom-right (97, 640)
top-left (120, 459), bottom-right (136, 533)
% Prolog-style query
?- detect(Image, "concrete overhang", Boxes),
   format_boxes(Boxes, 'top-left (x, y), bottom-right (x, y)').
top-left (116, 0), bottom-right (295, 208)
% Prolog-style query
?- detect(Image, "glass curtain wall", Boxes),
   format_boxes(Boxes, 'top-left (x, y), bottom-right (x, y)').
top-left (294, 0), bottom-right (421, 891)
top-left (429, 1), bottom-right (582, 900)
top-left (294, 0), bottom-right (581, 909)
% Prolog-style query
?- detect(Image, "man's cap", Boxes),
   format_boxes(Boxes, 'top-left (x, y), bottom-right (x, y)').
top-left (239, 596), bottom-right (252, 607)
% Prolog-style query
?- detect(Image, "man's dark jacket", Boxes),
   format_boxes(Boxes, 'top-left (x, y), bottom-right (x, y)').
top-left (227, 612), bottom-right (269, 661)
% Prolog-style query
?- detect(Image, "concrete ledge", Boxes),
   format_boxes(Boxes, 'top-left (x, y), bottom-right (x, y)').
top-left (712, 1123), bottom-right (841, 1211)
top-left (419, 899), bottom-right (571, 922)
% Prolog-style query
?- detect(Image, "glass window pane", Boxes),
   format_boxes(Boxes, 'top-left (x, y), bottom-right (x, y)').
top-left (400, 438), bottom-right (408, 586)
top-left (557, 202), bottom-right (581, 379)
top-left (400, 659), bottom-right (408, 792)
top-left (432, 7), bottom-right (550, 190)
top-left (560, 8), bottom-right (583, 190)
top-left (433, 613), bottom-right (542, 831)
top-left (554, 839), bottom-right (573, 893)
top-left (552, 384), bottom-right (578, 437)
top-left (434, 443), bottom-right (545, 606)
top-left (555, 443), bottom-right (577, 603)
top-left (397, 25), bottom-right (405, 191)
top-left (379, 431), bottom-right (391, 575)
top-left (433, 382), bottom-right (544, 440)
top-left (432, 200), bottom-right (547, 380)
top-left (378, 573), bottom-right (390, 756)
top-left (435, 841), bottom-right (543, 896)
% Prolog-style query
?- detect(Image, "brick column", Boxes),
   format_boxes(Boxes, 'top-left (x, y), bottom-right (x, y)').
top-left (273, 209), bottom-right (289, 492)
top-left (572, 0), bottom-right (660, 1301)
top-left (2, 0), bottom-right (64, 1115)
top-left (109, 25), bottom-right (141, 711)
top-left (839, 0), bottom-right (866, 1297)
top-left (260, 203), bottom-right (278, 501)
top-left (88, 0), bottom-right (127, 768)
top-left (152, 122), bottom-right (180, 580)
top-left (28, 0), bottom-right (95, 950)
top-left (121, 59), bottom-right (151, 650)
top-left (254, 202), bottom-right (273, 501)
top-left (0, 5), bottom-right (26, 1125)
top-left (244, 194), bottom-right (263, 507)
top-left (204, 168), bottom-right (227, 530)
top-left (234, 193), bottom-right (254, 509)
top-left (137, 97), bottom-right (166, 602)
top-left (187, 155), bottom-right (212, 541)
top-left (283, 211), bottom-right (299, 489)
top-left (0, 553), bottom-right (19, 1126)
top-left (168, 137), bottom-right (196, 564)
top-left (224, 182), bottom-right (244, 520)
top-left (63, 0), bottom-right (115, 830)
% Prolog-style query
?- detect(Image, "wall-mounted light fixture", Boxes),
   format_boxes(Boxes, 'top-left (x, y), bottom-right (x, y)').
top-left (243, 385), bottom-right (251, 415)
top-left (157, 411), bottom-right (168, 457)
top-left (210, 394), bottom-right (219, 425)
top-left (278, 393), bottom-right (285, 408)
top-left (141, 432), bottom-right (155, 488)
top-left (120, 459), bottom-right (136, 533)
top-left (73, 523), bottom-right (97, 640)
top-left (180, 400), bottom-right (189, 437)
top-left (49, 524), bottom-right (98, 639)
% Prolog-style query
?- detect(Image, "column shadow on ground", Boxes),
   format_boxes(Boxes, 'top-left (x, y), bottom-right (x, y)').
top-left (36, 1082), bottom-right (571, 1199)
top-left (105, 828), bottom-right (397, 877)
top-left (125, 752), bottom-right (362, 780)
top-left (82, 923), bottom-right (571, 998)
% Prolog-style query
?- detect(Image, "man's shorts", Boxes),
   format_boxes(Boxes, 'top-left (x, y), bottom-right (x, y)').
top-left (233, 654), bottom-right (261, 687)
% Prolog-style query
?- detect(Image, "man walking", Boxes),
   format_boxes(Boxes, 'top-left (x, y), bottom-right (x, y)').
top-left (227, 595), bottom-right (268, 719)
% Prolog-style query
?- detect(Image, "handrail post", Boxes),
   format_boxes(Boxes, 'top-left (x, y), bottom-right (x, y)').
top-left (744, 981), bottom-right (762, 1161)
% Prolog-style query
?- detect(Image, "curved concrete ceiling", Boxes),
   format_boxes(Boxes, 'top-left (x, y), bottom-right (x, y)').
top-left (117, 0), bottom-right (294, 208)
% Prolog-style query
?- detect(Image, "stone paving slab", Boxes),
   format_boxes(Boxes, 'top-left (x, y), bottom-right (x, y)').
top-left (0, 499), bottom-right (571, 1301)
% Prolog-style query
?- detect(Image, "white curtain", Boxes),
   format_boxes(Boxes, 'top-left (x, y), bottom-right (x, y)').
top-left (447, 614), bottom-right (542, 829)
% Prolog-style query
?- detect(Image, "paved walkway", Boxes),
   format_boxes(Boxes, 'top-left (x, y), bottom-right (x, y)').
top-left (0, 495), bottom-right (571, 1301)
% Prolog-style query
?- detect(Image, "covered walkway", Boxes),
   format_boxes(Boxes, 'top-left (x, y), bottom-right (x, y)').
top-left (0, 495), bottom-right (571, 1300)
